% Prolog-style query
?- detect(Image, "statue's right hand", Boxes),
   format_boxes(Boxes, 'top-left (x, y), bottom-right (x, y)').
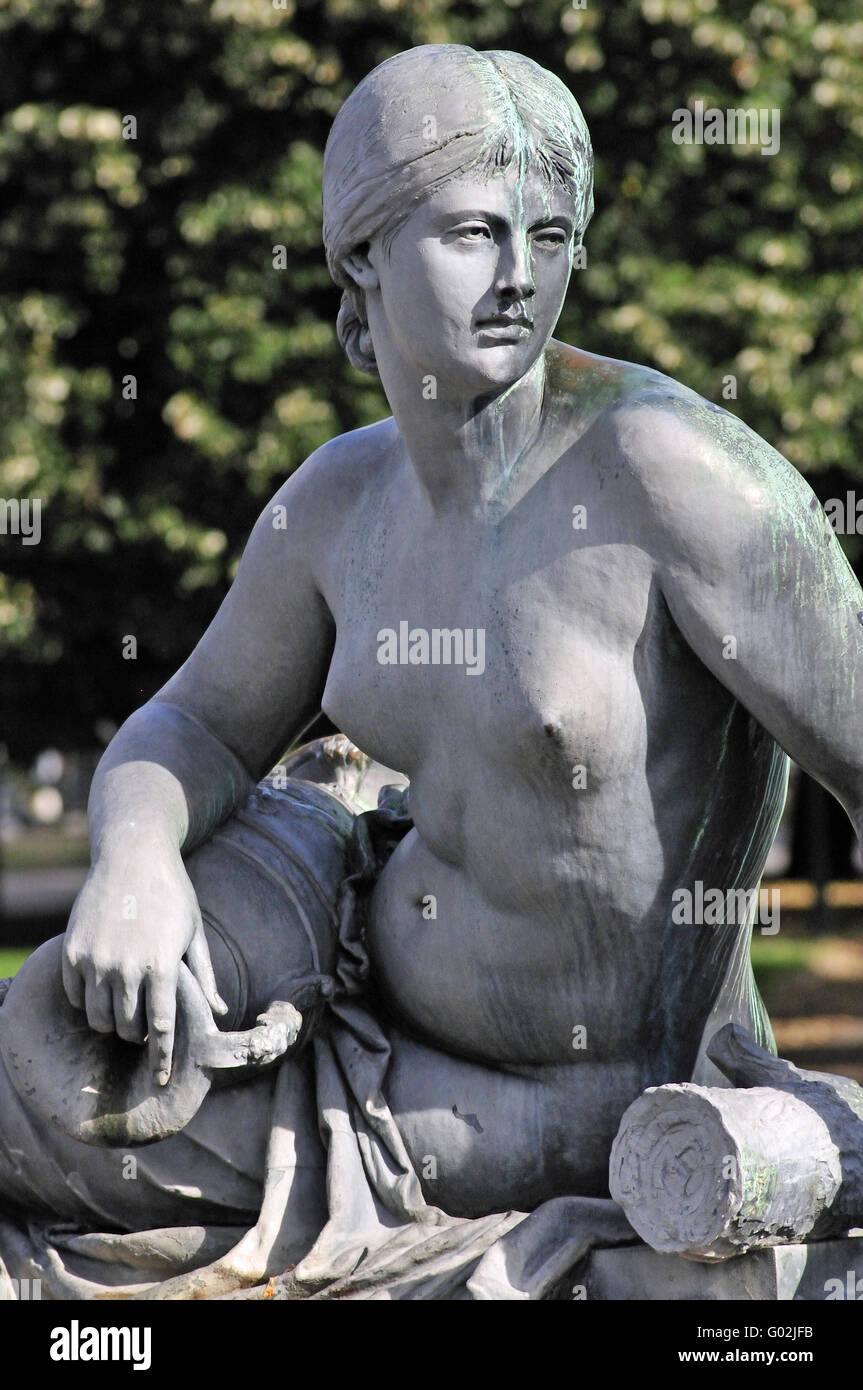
top-left (61, 846), bottom-right (227, 1087)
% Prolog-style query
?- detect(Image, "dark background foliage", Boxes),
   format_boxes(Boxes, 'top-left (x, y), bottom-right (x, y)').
top-left (1, 0), bottom-right (861, 757)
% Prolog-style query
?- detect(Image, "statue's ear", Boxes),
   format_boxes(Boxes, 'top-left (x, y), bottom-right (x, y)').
top-left (343, 244), bottom-right (380, 291)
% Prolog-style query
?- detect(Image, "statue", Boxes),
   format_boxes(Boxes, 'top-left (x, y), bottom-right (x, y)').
top-left (2, 43), bottom-right (863, 1301)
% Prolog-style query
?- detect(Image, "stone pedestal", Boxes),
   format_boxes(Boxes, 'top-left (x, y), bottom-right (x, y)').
top-left (580, 1234), bottom-right (863, 1301)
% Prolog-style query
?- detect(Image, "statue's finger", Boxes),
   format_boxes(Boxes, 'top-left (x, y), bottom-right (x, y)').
top-left (146, 976), bottom-right (177, 1087)
top-left (61, 951), bottom-right (85, 1011)
top-left (84, 975), bottom-right (116, 1035)
top-left (187, 922), bottom-right (228, 1017)
top-left (113, 980), bottom-right (147, 1043)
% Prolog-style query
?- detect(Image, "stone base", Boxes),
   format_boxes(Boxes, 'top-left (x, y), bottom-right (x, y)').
top-left (581, 1234), bottom-right (863, 1300)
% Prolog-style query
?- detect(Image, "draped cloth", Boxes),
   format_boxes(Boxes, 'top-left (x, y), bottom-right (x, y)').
top-left (0, 787), bottom-right (638, 1300)
top-left (0, 1006), bottom-right (634, 1300)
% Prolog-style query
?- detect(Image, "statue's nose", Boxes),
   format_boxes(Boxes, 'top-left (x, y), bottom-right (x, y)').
top-left (494, 238), bottom-right (535, 302)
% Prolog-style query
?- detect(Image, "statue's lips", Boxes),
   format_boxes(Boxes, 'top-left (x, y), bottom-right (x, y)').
top-left (474, 317), bottom-right (532, 340)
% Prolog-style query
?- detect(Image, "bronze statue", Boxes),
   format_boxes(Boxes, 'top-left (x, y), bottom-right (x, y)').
top-left (2, 44), bottom-right (862, 1301)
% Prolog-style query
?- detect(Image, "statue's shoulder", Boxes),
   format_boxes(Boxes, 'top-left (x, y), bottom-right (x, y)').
top-left (272, 415), bottom-right (400, 520)
top-left (247, 418), bottom-right (401, 583)
top-left (547, 340), bottom-right (795, 512)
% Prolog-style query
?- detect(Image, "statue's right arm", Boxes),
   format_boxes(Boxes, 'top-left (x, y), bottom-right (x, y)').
top-left (62, 456), bottom-right (337, 1085)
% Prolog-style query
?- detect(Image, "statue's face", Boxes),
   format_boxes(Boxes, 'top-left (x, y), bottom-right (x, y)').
top-left (365, 161), bottom-right (577, 396)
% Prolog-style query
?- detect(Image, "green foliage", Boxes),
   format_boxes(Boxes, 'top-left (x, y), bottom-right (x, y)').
top-left (1, 0), bottom-right (861, 754)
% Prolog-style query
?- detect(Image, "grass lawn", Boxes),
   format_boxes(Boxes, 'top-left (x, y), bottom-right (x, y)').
top-left (749, 934), bottom-right (816, 989)
top-left (0, 948), bottom-right (31, 978)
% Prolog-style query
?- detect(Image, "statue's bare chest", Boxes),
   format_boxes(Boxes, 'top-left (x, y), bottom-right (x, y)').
top-left (320, 482), bottom-right (659, 782)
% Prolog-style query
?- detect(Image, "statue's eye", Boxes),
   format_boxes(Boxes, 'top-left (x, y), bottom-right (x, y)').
top-left (457, 224), bottom-right (493, 242)
top-left (533, 228), bottom-right (568, 248)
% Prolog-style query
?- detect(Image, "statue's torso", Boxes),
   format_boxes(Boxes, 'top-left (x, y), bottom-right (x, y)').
top-left (314, 347), bottom-right (784, 1206)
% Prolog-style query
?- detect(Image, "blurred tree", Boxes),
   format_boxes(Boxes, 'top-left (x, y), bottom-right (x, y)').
top-left (1, 0), bottom-right (861, 757)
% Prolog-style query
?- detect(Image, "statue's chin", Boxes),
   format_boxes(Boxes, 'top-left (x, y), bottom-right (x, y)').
top-left (433, 342), bottom-right (546, 398)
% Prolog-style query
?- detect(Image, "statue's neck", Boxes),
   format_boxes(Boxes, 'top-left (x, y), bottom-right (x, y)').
top-left (384, 354), bottom-right (548, 516)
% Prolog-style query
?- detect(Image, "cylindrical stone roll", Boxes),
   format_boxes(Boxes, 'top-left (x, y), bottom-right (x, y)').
top-left (609, 1083), bottom-right (843, 1261)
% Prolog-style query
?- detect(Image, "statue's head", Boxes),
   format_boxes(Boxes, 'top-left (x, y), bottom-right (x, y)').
top-left (322, 45), bottom-right (594, 386)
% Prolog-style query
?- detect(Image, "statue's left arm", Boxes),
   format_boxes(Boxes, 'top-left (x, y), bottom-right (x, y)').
top-left (624, 392), bottom-right (863, 845)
